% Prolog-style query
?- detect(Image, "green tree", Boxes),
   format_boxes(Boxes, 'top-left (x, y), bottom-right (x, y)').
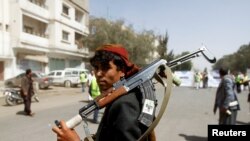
top-left (156, 32), bottom-right (175, 65)
top-left (83, 16), bottom-right (157, 66)
top-left (212, 43), bottom-right (250, 73)
top-left (157, 33), bottom-right (168, 59)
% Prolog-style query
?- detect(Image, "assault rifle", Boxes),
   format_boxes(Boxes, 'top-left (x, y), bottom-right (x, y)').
top-left (55, 46), bottom-right (216, 136)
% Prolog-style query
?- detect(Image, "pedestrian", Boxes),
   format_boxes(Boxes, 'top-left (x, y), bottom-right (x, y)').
top-left (20, 68), bottom-right (35, 116)
top-left (87, 71), bottom-right (94, 101)
top-left (213, 68), bottom-right (240, 125)
top-left (235, 71), bottom-right (244, 93)
top-left (80, 71), bottom-right (87, 93)
top-left (202, 68), bottom-right (208, 88)
top-left (52, 44), bottom-right (156, 141)
top-left (194, 72), bottom-right (201, 90)
top-left (88, 71), bottom-right (101, 123)
top-left (242, 72), bottom-right (249, 91)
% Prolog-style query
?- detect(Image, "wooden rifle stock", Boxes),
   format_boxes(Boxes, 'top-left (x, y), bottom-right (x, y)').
top-left (97, 86), bottom-right (128, 108)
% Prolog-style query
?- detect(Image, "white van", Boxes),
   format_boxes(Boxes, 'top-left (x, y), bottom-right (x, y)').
top-left (48, 68), bottom-right (89, 87)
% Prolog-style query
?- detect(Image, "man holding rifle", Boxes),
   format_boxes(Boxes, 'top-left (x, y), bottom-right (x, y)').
top-left (52, 44), bottom-right (155, 141)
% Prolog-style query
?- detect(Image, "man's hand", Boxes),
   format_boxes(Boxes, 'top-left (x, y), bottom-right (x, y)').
top-left (52, 120), bottom-right (81, 141)
top-left (219, 106), bottom-right (227, 113)
top-left (23, 92), bottom-right (28, 96)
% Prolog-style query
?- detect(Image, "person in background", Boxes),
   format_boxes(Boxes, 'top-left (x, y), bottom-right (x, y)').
top-left (194, 72), bottom-right (202, 90)
top-left (213, 68), bottom-right (240, 125)
top-left (88, 71), bottom-right (101, 123)
top-left (235, 71), bottom-right (244, 93)
top-left (80, 71), bottom-right (87, 93)
top-left (52, 44), bottom-right (156, 141)
top-left (86, 71), bottom-right (94, 101)
top-left (20, 68), bottom-right (35, 117)
top-left (202, 68), bottom-right (208, 88)
top-left (242, 72), bottom-right (249, 91)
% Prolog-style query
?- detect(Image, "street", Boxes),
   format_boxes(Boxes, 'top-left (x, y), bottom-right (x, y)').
top-left (0, 85), bottom-right (249, 141)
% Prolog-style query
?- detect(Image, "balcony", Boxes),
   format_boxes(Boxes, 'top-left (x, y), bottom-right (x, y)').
top-left (72, 21), bottom-right (89, 35)
top-left (28, 0), bottom-right (48, 9)
top-left (76, 46), bottom-right (89, 54)
top-left (19, 0), bottom-right (49, 20)
top-left (20, 32), bottom-right (49, 48)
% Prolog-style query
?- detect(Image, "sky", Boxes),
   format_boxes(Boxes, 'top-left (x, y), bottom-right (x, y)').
top-left (89, 0), bottom-right (250, 71)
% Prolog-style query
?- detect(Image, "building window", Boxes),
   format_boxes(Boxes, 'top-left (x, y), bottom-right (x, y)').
top-left (75, 10), bottom-right (83, 22)
top-left (0, 23), bottom-right (8, 31)
top-left (62, 31), bottom-right (69, 41)
top-left (6, 25), bottom-right (9, 32)
top-left (62, 4), bottom-right (69, 16)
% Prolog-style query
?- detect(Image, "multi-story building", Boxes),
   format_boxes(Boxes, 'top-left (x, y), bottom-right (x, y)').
top-left (0, 0), bottom-right (89, 81)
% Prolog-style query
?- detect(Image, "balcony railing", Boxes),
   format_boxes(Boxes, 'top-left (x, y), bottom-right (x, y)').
top-left (23, 29), bottom-right (49, 38)
top-left (19, 0), bottom-right (49, 20)
top-left (20, 32), bottom-right (49, 47)
top-left (28, 0), bottom-right (48, 9)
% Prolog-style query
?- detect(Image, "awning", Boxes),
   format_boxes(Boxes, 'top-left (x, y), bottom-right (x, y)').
top-left (23, 55), bottom-right (48, 63)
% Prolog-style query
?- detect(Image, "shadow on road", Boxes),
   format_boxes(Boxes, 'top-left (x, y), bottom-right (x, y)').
top-left (179, 133), bottom-right (207, 141)
top-left (236, 120), bottom-right (250, 125)
top-left (16, 110), bottom-right (27, 116)
top-left (79, 100), bottom-right (90, 103)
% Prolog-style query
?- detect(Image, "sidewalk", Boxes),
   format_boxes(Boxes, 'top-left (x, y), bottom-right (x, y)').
top-left (0, 81), bottom-right (5, 98)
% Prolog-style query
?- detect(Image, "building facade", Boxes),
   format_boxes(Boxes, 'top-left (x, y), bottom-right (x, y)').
top-left (0, 0), bottom-right (89, 81)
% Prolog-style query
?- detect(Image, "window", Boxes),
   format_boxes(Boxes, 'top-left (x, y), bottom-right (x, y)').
top-left (6, 25), bottom-right (9, 31)
top-left (0, 23), bottom-right (9, 31)
top-left (65, 71), bottom-right (72, 76)
top-left (32, 73), bottom-right (38, 78)
top-left (72, 71), bottom-right (78, 75)
top-left (62, 31), bottom-right (69, 41)
top-left (75, 10), bottom-right (83, 22)
top-left (48, 72), bottom-right (55, 76)
top-left (17, 73), bottom-right (25, 79)
top-left (62, 4), bottom-right (69, 16)
top-left (56, 72), bottom-right (62, 76)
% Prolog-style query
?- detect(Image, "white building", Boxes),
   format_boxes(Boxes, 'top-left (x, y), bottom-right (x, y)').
top-left (0, 0), bottom-right (89, 81)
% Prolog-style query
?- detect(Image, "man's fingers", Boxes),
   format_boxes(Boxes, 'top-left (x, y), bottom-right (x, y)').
top-left (52, 120), bottom-right (65, 135)
top-left (52, 126), bottom-right (62, 135)
top-left (60, 120), bottom-right (68, 129)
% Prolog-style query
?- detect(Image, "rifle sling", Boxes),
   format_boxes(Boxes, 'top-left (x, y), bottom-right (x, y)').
top-left (137, 65), bottom-right (173, 141)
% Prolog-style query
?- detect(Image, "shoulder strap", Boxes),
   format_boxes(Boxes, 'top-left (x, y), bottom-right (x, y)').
top-left (137, 65), bottom-right (173, 141)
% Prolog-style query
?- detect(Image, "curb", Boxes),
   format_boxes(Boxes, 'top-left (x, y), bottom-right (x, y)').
top-left (0, 81), bottom-right (4, 98)
top-left (0, 88), bottom-right (5, 98)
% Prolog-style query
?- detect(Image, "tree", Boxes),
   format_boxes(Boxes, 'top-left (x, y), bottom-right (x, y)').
top-left (157, 32), bottom-right (168, 59)
top-left (83, 16), bottom-right (157, 66)
top-left (212, 43), bottom-right (250, 73)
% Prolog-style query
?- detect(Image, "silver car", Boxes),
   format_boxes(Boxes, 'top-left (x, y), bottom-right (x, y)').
top-left (4, 71), bottom-right (52, 89)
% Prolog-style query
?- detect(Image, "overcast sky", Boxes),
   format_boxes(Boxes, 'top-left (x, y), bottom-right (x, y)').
top-left (89, 0), bottom-right (250, 71)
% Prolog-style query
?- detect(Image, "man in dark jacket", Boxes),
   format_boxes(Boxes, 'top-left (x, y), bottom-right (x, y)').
top-left (213, 68), bottom-right (240, 124)
top-left (52, 44), bottom-right (154, 141)
top-left (21, 69), bottom-right (35, 116)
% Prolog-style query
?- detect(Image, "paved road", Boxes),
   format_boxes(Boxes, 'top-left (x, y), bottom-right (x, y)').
top-left (0, 85), bottom-right (249, 141)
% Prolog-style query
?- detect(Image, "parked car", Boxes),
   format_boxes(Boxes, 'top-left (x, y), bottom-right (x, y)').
top-left (47, 68), bottom-right (89, 88)
top-left (4, 71), bottom-right (52, 89)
